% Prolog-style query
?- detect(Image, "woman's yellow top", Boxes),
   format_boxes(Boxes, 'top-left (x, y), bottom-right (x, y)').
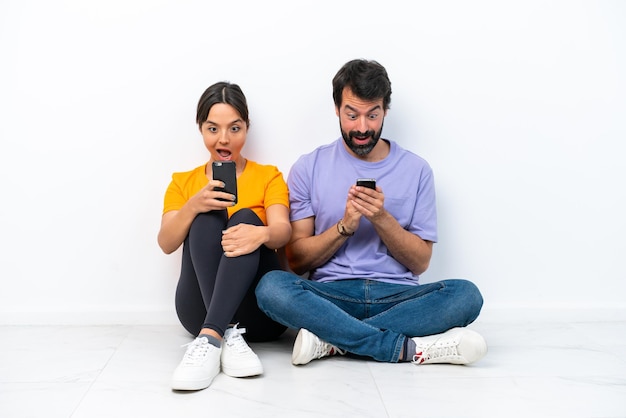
top-left (162, 160), bottom-right (289, 225)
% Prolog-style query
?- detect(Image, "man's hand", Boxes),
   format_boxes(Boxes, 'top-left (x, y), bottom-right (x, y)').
top-left (348, 184), bottom-right (432, 275)
top-left (346, 184), bottom-right (385, 227)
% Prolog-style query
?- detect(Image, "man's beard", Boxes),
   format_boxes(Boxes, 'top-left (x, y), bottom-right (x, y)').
top-left (340, 121), bottom-right (384, 156)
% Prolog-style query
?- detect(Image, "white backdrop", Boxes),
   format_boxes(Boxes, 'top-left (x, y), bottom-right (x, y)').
top-left (1, 0), bottom-right (625, 324)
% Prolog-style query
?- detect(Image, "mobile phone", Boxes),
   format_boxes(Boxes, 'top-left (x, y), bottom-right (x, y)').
top-left (356, 178), bottom-right (376, 190)
top-left (212, 161), bottom-right (238, 204)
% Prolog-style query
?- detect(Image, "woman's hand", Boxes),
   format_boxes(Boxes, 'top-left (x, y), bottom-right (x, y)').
top-left (157, 180), bottom-right (235, 254)
top-left (188, 180), bottom-right (236, 214)
top-left (221, 223), bottom-right (268, 257)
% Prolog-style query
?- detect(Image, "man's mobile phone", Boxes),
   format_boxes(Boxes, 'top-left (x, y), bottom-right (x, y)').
top-left (212, 161), bottom-right (238, 204)
top-left (356, 178), bottom-right (376, 190)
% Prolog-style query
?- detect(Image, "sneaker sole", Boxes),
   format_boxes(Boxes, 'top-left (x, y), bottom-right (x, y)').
top-left (171, 375), bottom-right (216, 391)
top-left (221, 364), bottom-right (263, 378)
top-left (291, 328), bottom-right (312, 365)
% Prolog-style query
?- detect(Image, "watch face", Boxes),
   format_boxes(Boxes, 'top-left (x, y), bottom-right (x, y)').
top-left (338, 220), bottom-right (353, 236)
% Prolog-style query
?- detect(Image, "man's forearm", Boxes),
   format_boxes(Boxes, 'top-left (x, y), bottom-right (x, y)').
top-left (287, 223), bottom-right (349, 275)
top-left (372, 212), bottom-right (432, 275)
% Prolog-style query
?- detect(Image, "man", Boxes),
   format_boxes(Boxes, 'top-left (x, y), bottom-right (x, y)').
top-left (256, 59), bottom-right (487, 365)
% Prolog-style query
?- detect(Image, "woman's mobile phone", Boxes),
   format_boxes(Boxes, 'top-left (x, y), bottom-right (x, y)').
top-left (212, 161), bottom-right (238, 204)
top-left (356, 178), bottom-right (376, 189)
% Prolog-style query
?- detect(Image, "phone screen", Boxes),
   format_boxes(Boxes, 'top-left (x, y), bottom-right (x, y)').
top-left (356, 178), bottom-right (376, 190)
top-left (212, 161), bottom-right (238, 204)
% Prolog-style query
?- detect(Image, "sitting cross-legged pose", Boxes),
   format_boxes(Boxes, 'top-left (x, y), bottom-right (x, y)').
top-left (256, 59), bottom-right (487, 367)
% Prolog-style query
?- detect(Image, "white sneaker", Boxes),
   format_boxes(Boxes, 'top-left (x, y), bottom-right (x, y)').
top-left (411, 327), bottom-right (487, 365)
top-left (171, 335), bottom-right (221, 390)
top-left (292, 328), bottom-right (346, 365)
top-left (221, 324), bottom-right (263, 377)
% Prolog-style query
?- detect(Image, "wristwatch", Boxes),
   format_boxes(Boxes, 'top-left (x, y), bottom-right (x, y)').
top-left (337, 219), bottom-right (354, 237)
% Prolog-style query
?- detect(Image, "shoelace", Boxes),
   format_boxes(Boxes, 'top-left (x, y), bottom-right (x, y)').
top-left (315, 339), bottom-right (346, 359)
top-left (180, 337), bottom-right (211, 364)
top-left (412, 340), bottom-right (459, 364)
top-left (225, 325), bottom-right (252, 354)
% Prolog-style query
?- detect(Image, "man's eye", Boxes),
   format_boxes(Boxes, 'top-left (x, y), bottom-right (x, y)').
top-left (369, 114), bottom-right (378, 120)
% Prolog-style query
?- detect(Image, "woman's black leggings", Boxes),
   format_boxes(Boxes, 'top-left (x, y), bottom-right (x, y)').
top-left (174, 208), bottom-right (286, 342)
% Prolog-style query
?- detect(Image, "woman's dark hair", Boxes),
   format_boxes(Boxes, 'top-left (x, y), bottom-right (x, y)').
top-left (196, 81), bottom-right (250, 128)
top-left (332, 59), bottom-right (392, 110)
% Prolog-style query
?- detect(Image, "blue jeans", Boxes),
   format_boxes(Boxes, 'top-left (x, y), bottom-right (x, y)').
top-left (255, 272), bottom-right (483, 362)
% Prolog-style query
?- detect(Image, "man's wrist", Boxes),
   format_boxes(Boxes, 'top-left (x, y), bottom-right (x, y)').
top-left (337, 219), bottom-right (354, 237)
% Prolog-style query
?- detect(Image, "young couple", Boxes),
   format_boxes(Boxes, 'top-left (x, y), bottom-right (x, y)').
top-left (158, 59), bottom-right (487, 392)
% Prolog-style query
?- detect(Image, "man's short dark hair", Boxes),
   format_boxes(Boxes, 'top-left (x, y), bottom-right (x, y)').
top-left (332, 59), bottom-right (392, 110)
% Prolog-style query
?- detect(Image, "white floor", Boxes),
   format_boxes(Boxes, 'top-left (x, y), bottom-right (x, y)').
top-left (1, 318), bottom-right (625, 418)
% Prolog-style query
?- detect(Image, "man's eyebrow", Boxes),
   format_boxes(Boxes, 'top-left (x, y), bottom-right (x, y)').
top-left (344, 104), bottom-right (382, 113)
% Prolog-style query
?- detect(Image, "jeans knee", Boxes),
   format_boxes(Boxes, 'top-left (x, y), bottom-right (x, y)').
top-left (255, 274), bottom-right (270, 305)
top-left (459, 279), bottom-right (484, 321)
top-left (469, 281), bottom-right (484, 310)
top-left (255, 270), bottom-right (287, 309)
top-left (445, 279), bottom-right (484, 323)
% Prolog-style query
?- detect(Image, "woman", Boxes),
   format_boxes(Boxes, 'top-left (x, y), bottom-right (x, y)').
top-left (158, 82), bottom-right (291, 391)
